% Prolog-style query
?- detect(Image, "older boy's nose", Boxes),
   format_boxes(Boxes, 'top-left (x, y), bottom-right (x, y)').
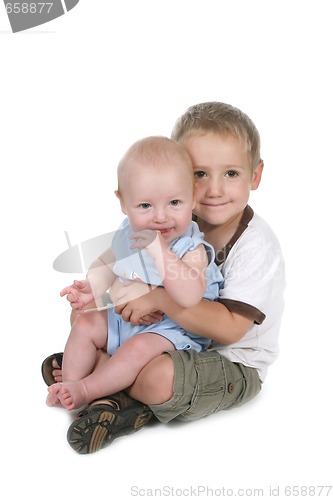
top-left (206, 179), bottom-right (223, 196)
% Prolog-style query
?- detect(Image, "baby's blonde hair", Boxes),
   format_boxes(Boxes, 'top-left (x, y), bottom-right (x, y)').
top-left (171, 102), bottom-right (261, 171)
top-left (117, 136), bottom-right (194, 192)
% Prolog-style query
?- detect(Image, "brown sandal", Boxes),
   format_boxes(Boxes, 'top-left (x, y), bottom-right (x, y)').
top-left (67, 391), bottom-right (154, 454)
top-left (41, 353), bottom-right (63, 386)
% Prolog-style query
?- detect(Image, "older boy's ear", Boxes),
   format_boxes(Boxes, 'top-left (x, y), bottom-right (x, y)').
top-left (251, 160), bottom-right (264, 191)
top-left (114, 190), bottom-right (127, 214)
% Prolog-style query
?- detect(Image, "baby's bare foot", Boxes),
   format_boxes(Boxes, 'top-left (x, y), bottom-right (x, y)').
top-left (46, 383), bottom-right (62, 407)
top-left (57, 381), bottom-right (87, 410)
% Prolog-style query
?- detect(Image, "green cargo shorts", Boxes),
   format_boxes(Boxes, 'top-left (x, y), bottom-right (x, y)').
top-left (149, 349), bottom-right (261, 423)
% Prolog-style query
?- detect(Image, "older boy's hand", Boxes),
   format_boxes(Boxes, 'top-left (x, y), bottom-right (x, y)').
top-left (118, 293), bottom-right (164, 326)
top-left (111, 278), bottom-right (164, 325)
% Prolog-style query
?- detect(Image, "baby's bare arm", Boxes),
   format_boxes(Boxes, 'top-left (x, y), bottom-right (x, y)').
top-left (161, 244), bottom-right (207, 307)
top-left (129, 230), bottom-right (208, 308)
top-left (86, 247), bottom-right (117, 305)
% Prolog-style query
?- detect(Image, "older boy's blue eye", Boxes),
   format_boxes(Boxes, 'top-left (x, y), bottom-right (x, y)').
top-left (140, 203), bottom-right (151, 209)
top-left (170, 200), bottom-right (180, 206)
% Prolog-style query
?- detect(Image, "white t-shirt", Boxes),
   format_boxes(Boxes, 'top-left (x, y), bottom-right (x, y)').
top-left (209, 206), bottom-right (286, 382)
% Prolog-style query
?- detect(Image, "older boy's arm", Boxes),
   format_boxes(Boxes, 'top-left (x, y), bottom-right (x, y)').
top-left (166, 297), bottom-right (253, 344)
top-left (120, 286), bottom-right (252, 344)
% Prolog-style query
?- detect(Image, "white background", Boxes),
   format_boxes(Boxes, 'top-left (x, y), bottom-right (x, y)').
top-left (1, 1), bottom-right (332, 499)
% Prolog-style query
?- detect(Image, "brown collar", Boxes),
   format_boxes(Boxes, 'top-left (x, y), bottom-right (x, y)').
top-left (214, 205), bottom-right (254, 266)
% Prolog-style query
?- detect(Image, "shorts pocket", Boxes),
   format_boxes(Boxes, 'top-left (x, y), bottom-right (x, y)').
top-left (180, 352), bottom-right (227, 421)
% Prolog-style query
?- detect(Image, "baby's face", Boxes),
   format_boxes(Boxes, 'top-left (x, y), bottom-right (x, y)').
top-left (119, 161), bottom-right (195, 244)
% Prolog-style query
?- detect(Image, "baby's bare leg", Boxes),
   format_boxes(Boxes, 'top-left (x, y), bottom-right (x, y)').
top-left (56, 333), bottom-right (174, 410)
top-left (46, 310), bottom-right (108, 408)
top-left (46, 348), bottom-right (110, 387)
top-left (63, 310), bottom-right (108, 380)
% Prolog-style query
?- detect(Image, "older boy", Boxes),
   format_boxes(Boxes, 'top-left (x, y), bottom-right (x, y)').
top-left (43, 102), bottom-right (285, 453)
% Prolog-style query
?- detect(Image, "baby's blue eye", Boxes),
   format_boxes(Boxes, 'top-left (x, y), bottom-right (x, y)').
top-left (140, 203), bottom-right (151, 209)
top-left (170, 200), bottom-right (180, 206)
top-left (194, 171), bottom-right (206, 179)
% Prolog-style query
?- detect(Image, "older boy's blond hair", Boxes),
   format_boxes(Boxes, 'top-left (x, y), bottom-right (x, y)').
top-left (171, 102), bottom-right (261, 171)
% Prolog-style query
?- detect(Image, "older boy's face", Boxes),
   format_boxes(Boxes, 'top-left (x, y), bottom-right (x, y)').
top-left (183, 132), bottom-right (261, 227)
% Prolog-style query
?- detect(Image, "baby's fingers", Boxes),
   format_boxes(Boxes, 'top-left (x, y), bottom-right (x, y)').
top-left (60, 286), bottom-right (73, 297)
top-left (73, 279), bottom-right (86, 290)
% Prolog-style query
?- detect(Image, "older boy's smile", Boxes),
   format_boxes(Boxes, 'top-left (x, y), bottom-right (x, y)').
top-left (201, 201), bottom-right (230, 207)
top-left (197, 199), bottom-right (235, 225)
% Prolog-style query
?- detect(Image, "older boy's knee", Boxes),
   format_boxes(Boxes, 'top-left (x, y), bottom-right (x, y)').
top-left (128, 353), bottom-right (174, 405)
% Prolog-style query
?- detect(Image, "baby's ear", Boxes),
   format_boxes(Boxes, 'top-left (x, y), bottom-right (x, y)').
top-left (114, 190), bottom-right (127, 214)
